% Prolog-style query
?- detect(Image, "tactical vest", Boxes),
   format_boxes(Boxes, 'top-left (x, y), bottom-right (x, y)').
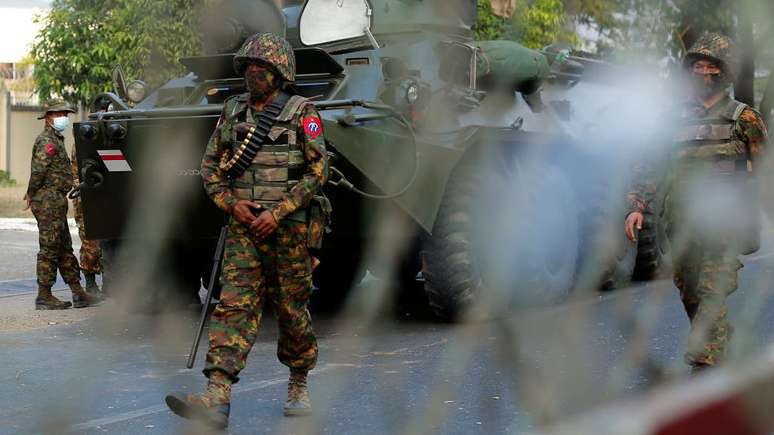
top-left (672, 98), bottom-right (752, 175)
top-left (669, 97), bottom-right (760, 253)
top-left (223, 94), bottom-right (311, 222)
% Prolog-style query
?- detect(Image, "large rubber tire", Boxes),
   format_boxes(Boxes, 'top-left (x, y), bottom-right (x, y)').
top-left (601, 240), bottom-right (637, 290)
top-left (423, 155), bottom-right (580, 320)
top-left (576, 185), bottom-right (636, 292)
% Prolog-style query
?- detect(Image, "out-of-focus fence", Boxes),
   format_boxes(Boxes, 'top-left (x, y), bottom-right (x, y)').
top-left (538, 345), bottom-right (774, 435)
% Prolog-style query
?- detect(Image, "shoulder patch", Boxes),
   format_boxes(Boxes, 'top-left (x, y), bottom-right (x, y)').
top-left (45, 143), bottom-right (56, 157)
top-left (303, 116), bottom-right (323, 140)
top-left (223, 93), bottom-right (249, 120)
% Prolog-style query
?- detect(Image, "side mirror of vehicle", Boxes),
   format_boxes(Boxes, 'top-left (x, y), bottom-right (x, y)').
top-left (299, 0), bottom-right (373, 47)
top-left (112, 65), bottom-right (128, 101)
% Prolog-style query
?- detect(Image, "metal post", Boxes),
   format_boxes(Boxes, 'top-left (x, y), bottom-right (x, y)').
top-left (4, 90), bottom-right (10, 173)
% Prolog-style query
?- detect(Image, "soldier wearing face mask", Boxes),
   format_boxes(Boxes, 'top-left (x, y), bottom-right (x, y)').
top-left (625, 33), bottom-right (768, 372)
top-left (165, 33), bottom-right (329, 429)
top-left (24, 100), bottom-right (103, 310)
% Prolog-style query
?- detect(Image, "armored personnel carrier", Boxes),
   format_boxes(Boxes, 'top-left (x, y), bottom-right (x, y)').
top-left (73, 0), bottom-right (665, 318)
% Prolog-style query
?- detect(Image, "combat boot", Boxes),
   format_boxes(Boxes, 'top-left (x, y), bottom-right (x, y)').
top-left (283, 369), bottom-right (311, 416)
top-left (84, 273), bottom-right (101, 295)
top-left (690, 363), bottom-right (713, 375)
top-left (35, 286), bottom-right (72, 310)
top-left (70, 283), bottom-right (103, 308)
top-left (166, 373), bottom-right (231, 430)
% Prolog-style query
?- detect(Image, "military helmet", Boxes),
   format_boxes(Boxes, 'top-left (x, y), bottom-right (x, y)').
top-left (37, 99), bottom-right (76, 119)
top-left (233, 32), bottom-right (296, 82)
top-left (683, 33), bottom-right (738, 79)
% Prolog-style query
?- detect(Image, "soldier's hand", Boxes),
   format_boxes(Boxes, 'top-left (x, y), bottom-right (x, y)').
top-left (625, 212), bottom-right (644, 243)
top-left (251, 210), bottom-right (278, 240)
top-left (23, 194), bottom-right (31, 211)
top-left (233, 200), bottom-right (261, 226)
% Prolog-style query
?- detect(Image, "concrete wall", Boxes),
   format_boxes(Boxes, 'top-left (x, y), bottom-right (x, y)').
top-left (0, 93), bottom-right (77, 185)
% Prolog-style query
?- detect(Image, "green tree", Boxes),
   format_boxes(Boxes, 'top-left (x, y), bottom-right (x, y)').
top-left (515, 0), bottom-right (576, 49)
top-left (31, 0), bottom-right (203, 105)
top-left (473, 1), bottom-right (509, 41)
top-left (474, 0), bottom-right (576, 49)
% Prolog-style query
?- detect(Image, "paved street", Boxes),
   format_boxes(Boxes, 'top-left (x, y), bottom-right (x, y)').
top-left (0, 226), bottom-right (773, 435)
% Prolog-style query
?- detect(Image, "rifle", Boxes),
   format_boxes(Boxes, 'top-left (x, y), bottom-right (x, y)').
top-left (186, 224), bottom-right (228, 369)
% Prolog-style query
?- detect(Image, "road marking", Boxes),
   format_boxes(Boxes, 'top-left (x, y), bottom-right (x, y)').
top-left (71, 363), bottom-right (356, 431)
top-left (744, 251), bottom-right (774, 262)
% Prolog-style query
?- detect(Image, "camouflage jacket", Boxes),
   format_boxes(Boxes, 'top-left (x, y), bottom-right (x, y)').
top-left (201, 92), bottom-right (329, 223)
top-left (627, 96), bottom-right (768, 216)
top-left (27, 125), bottom-right (74, 198)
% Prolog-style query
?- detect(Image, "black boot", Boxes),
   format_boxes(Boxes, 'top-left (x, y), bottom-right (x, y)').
top-left (35, 286), bottom-right (72, 310)
top-left (71, 283), bottom-right (103, 308)
top-left (84, 274), bottom-right (101, 294)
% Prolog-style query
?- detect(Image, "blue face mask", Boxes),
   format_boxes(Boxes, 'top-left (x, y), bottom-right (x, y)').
top-left (52, 116), bottom-right (70, 132)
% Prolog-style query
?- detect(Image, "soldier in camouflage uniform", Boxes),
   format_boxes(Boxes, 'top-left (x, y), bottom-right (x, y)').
top-left (165, 33), bottom-right (329, 429)
top-left (71, 145), bottom-right (103, 294)
top-left (24, 100), bottom-right (103, 310)
top-left (625, 33), bottom-right (768, 372)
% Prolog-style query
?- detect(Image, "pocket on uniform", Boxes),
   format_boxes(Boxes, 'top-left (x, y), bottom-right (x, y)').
top-left (290, 256), bottom-right (312, 278)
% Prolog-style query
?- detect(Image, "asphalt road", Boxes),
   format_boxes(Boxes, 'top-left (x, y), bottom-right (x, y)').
top-left (1, 228), bottom-right (773, 435)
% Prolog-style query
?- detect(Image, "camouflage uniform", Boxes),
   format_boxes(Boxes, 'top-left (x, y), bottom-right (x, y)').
top-left (28, 124), bottom-right (81, 290)
top-left (628, 34), bottom-right (768, 368)
top-left (166, 34), bottom-right (327, 428)
top-left (71, 146), bottom-right (103, 276)
top-left (203, 33), bottom-right (327, 393)
top-left (27, 100), bottom-right (103, 310)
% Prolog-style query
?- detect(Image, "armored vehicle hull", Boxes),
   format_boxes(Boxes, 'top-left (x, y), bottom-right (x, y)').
top-left (74, 0), bottom-right (660, 317)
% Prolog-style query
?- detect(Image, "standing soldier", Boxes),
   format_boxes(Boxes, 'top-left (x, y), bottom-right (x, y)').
top-left (625, 33), bottom-right (768, 372)
top-left (166, 32), bottom-right (329, 429)
top-left (23, 100), bottom-right (103, 310)
top-left (71, 146), bottom-right (103, 294)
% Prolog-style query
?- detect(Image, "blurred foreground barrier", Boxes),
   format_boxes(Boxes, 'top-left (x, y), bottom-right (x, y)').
top-left (538, 346), bottom-right (774, 435)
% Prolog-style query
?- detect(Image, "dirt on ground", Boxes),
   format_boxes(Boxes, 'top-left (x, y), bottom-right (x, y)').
top-left (0, 185), bottom-right (32, 218)
top-left (0, 290), bottom-right (101, 332)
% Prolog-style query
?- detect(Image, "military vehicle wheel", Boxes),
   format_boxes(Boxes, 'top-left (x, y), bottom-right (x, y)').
top-left (423, 155), bottom-right (579, 320)
top-left (633, 208), bottom-right (671, 280)
top-left (600, 236), bottom-right (637, 290)
top-left (576, 188), bottom-right (636, 291)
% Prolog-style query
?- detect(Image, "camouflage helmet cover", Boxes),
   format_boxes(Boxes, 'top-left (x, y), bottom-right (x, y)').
top-left (38, 99), bottom-right (76, 119)
top-left (233, 32), bottom-right (296, 82)
top-left (683, 32), bottom-right (738, 79)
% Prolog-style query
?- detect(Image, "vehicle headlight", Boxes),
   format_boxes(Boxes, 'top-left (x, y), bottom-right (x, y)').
top-left (126, 80), bottom-right (147, 104)
top-left (405, 83), bottom-right (419, 104)
top-left (107, 123), bottom-right (127, 140)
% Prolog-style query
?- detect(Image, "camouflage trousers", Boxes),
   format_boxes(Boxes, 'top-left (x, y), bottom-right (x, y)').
top-left (72, 195), bottom-right (102, 274)
top-left (672, 235), bottom-right (741, 367)
top-left (204, 219), bottom-right (317, 383)
top-left (30, 189), bottom-right (80, 287)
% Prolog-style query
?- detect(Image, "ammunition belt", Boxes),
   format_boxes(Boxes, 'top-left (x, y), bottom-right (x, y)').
top-left (221, 92), bottom-right (291, 179)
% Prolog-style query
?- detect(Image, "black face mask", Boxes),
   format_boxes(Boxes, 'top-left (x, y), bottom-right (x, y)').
top-left (691, 71), bottom-right (730, 100)
top-left (245, 67), bottom-right (279, 102)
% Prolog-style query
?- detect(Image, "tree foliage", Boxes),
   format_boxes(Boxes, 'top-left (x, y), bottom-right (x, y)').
top-left (31, 0), bottom-right (203, 104)
top-left (474, 0), bottom-right (576, 49)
